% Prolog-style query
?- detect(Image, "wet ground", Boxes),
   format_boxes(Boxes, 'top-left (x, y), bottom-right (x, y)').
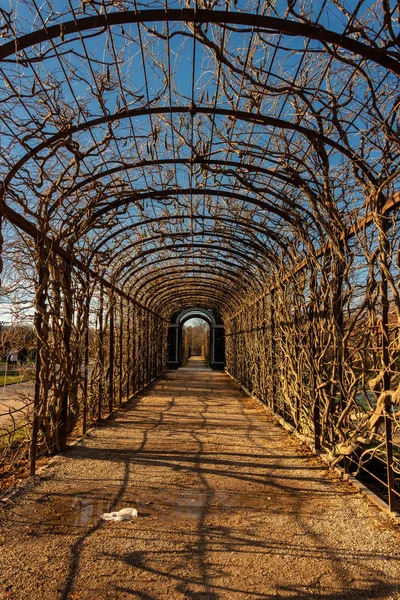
top-left (1, 357), bottom-right (400, 599)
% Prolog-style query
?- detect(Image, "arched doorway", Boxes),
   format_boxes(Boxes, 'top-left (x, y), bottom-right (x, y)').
top-left (182, 318), bottom-right (210, 363)
top-left (167, 308), bottom-right (225, 371)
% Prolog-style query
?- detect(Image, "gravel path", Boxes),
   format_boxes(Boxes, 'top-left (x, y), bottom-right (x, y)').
top-left (1, 359), bottom-right (400, 599)
top-left (0, 381), bottom-right (34, 429)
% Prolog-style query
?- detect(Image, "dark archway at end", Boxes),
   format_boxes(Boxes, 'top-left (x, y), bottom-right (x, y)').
top-left (167, 308), bottom-right (225, 371)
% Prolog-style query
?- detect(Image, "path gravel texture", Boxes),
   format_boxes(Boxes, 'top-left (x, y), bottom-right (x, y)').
top-left (0, 380), bottom-right (34, 429)
top-left (1, 357), bottom-right (400, 599)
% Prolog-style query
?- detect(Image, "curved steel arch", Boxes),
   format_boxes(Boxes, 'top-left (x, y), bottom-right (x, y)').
top-left (1, 9), bottom-right (398, 74)
top-left (54, 158), bottom-right (295, 209)
top-left (142, 278), bottom-right (238, 308)
top-left (176, 307), bottom-right (217, 327)
top-left (115, 242), bottom-right (274, 283)
top-left (154, 289), bottom-right (239, 314)
top-left (132, 267), bottom-right (248, 300)
top-left (91, 187), bottom-right (301, 228)
top-left (122, 254), bottom-right (266, 291)
top-left (149, 288), bottom-right (237, 314)
top-left (109, 229), bottom-right (277, 267)
top-left (90, 214), bottom-right (289, 259)
top-left (3, 106), bottom-right (376, 192)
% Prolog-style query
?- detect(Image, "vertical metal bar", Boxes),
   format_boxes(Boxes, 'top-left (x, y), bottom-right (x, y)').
top-left (334, 248), bottom-right (348, 474)
top-left (119, 295), bottom-right (123, 405)
top-left (31, 312), bottom-right (44, 474)
top-left (132, 304), bottom-right (137, 394)
top-left (142, 311), bottom-right (145, 387)
top-left (31, 237), bottom-right (46, 475)
top-left (333, 245), bottom-right (345, 414)
top-left (385, 406), bottom-right (395, 511)
top-left (108, 292), bottom-right (115, 414)
top-left (157, 319), bottom-right (162, 376)
top-left (145, 313), bottom-right (150, 382)
top-left (150, 314), bottom-right (155, 379)
top-left (149, 314), bottom-right (153, 379)
top-left (294, 312), bottom-right (300, 427)
top-left (83, 274), bottom-right (90, 435)
top-left (155, 319), bottom-right (159, 376)
top-left (270, 289), bottom-right (277, 413)
top-left (59, 259), bottom-right (72, 453)
top-left (98, 282), bottom-right (104, 421)
top-left (144, 313), bottom-right (148, 386)
top-left (0, 205), bottom-right (3, 288)
top-left (309, 272), bottom-right (321, 451)
top-left (379, 208), bottom-right (395, 511)
top-left (126, 301), bottom-right (132, 399)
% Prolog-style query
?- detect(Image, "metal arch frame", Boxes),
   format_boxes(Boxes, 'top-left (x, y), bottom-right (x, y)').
top-left (122, 254), bottom-right (266, 292)
top-left (1, 8), bottom-right (398, 75)
top-left (108, 229), bottom-right (277, 266)
top-left (90, 187), bottom-right (302, 228)
top-left (2, 106), bottom-right (377, 192)
top-left (156, 290), bottom-right (237, 314)
top-left (53, 158), bottom-right (295, 206)
top-left (152, 291), bottom-right (237, 316)
top-left (176, 307), bottom-right (217, 327)
top-left (51, 161), bottom-right (317, 235)
top-left (143, 278), bottom-right (238, 309)
top-left (162, 289), bottom-right (233, 307)
top-left (121, 252), bottom-right (263, 282)
top-left (90, 214), bottom-right (289, 259)
top-left (132, 266), bottom-right (248, 300)
top-left (114, 242), bottom-right (273, 283)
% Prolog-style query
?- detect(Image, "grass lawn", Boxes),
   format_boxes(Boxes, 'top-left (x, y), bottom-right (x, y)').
top-left (0, 371), bottom-right (33, 386)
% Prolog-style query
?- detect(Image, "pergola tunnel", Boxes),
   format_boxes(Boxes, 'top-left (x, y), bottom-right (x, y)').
top-left (1, 0), bottom-right (400, 519)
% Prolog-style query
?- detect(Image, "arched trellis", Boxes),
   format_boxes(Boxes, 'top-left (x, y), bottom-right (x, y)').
top-left (2, 105), bottom-right (378, 191)
top-left (1, 8), bottom-right (399, 73)
top-left (1, 1), bottom-right (400, 512)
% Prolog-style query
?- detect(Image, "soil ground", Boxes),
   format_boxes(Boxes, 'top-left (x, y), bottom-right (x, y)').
top-left (1, 356), bottom-right (400, 599)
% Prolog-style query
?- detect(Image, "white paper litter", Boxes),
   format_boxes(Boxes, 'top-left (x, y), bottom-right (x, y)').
top-left (101, 507), bottom-right (138, 521)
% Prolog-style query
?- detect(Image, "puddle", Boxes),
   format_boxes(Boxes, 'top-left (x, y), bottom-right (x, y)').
top-left (37, 490), bottom-right (271, 528)
top-left (39, 496), bottom-right (112, 528)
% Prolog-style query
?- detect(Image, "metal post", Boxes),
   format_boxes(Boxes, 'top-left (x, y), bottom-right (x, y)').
top-left (333, 246), bottom-right (349, 474)
top-left (333, 245), bottom-right (345, 414)
top-left (138, 311), bottom-right (147, 390)
top-left (132, 304), bottom-right (137, 393)
top-left (0, 205), bottom-right (3, 287)
top-left (379, 209), bottom-right (395, 511)
top-left (270, 289), bottom-right (277, 413)
top-left (126, 301), bottom-right (132, 399)
top-left (31, 237), bottom-right (46, 475)
top-left (144, 313), bottom-right (148, 385)
top-left (108, 292), bottom-right (115, 413)
top-left (119, 295), bottom-right (124, 405)
top-left (59, 259), bottom-right (72, 453)
top-left (294, 311), bottom-right (300, 427)
top-left (309, 272), bottom-right (321, 451)
top-left (83, 275), bottom-right (90, 434)
top-left (98, 282), bottom-right (104, 421)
